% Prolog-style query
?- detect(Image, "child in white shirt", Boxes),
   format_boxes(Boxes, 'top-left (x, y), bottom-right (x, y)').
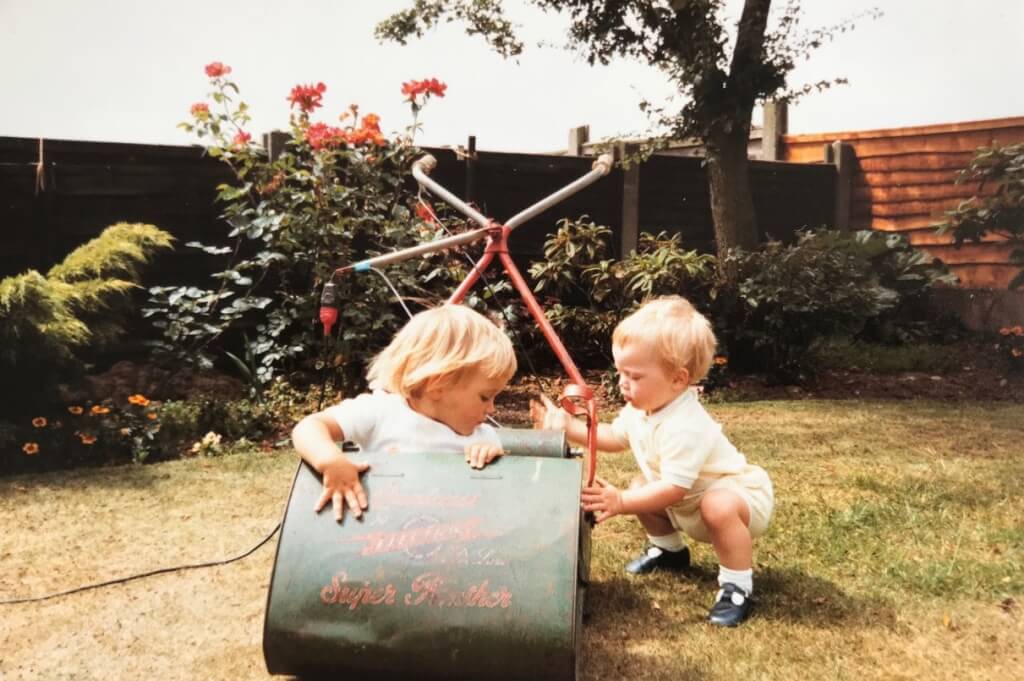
top-left (538, 296), bottom-right (773, 626)
top-left (293, 304), bottom-right (516, 523)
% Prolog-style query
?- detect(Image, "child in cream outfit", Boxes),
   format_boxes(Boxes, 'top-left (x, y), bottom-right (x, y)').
top-left (539, 296), bottom-right (773, 626)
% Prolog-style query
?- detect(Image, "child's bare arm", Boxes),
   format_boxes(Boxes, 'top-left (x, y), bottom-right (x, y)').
top-left (292, 412), bottom-right (370, 522)
top-left (581, 477), bottom-right (687, 523)
top-left (532, 394), bottom-right (627, 452)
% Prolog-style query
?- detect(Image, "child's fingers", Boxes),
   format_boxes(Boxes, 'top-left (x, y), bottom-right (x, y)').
top-left (345, 490), bottom-right (362, 519)
top-left (315, 488), bottom-right (331, 513)
top-left (354, 484), bottom-right (368, 510)
top-left (592, 476), bottom-right (610, 488)
top-left (332, 491), bottom-right (344, 522)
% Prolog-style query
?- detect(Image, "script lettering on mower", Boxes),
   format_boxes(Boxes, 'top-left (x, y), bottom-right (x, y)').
top-left (319, 571), bottom-right (513, 609)
top-left (341, 517), bottom-right (493, 557)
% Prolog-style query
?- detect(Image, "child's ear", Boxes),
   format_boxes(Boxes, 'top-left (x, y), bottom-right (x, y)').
top-left (675, 368), bottom-right (691, 387)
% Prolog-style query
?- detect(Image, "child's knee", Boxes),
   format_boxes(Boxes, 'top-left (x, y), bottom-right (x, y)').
top-left (699, 489), bottom-right (750, 528)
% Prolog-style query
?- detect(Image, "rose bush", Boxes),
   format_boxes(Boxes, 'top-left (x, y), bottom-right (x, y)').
top-left (146, 64), bottom-right (471, 393)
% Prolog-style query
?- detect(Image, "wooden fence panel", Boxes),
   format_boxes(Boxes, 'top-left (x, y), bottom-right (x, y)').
top-left (781, 116), bottom-right (1024, 289)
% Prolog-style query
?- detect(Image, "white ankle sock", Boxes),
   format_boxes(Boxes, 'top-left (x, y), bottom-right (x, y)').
top-left (718, 566), bottom-right (753, 595)
top-left (648, 533), bottom-right (687, 553)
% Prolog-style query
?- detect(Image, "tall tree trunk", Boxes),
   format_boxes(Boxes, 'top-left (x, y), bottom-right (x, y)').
top-left (706, 0), bottom-right (772, 277)
top-left (707, 130), bottom-right (759, 277)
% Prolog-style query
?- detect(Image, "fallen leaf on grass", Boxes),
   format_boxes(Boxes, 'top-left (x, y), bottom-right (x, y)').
top-left (998, 598), bottom-right (1017, 613)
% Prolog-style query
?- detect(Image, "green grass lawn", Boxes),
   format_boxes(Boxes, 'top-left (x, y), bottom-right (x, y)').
top-left (1, 399), bottom-right (1021, 680)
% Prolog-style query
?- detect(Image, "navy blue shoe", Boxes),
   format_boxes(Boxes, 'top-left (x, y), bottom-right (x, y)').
top-left (707, 583), bottom-right (752, 627)
top-left (624, 545), bottom-right (691, 575)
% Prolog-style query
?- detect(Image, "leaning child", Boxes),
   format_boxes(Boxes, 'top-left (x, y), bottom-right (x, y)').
top-left (538, 296), bottom-right (773, 626)
top-left (293, 304), bottom-right (516, 523)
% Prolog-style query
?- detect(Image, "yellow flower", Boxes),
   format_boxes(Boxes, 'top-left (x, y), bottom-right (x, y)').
top-left (31, 417), bottom-right (47, 428)
top-left (128, 394), bottom-right (150, 407)
top-left (79, 433), bottom-right (97, 445)
top-left (146, 412), bottom-right (158, 420)
top-left (67, 405), bottom-right (84, 415)
top-left (22, 442), bottom-right (39, 455)
top-left (90, 405), bottom-right (110, 415)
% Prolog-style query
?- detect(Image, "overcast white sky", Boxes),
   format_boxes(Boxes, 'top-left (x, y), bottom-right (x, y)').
top-left (1, 0), bottom-right (1022, 153)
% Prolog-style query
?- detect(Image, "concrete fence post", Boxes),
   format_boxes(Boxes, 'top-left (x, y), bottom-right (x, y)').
top-left (617, 142), bottom-right (640, 257)
top-left (567, 125), bottom-right (589, 156)
top-left (263, 130), bottom-right (290, 162)
top-left (761, 100), bottom-right (788, 161)
top-left (831, 140), bottom-right (854, 231)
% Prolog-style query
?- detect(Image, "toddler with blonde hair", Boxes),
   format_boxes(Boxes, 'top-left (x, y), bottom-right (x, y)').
top-left (293, 304), bottom-right (516, 523)
top-left (538, 295), bottom-right (773, 626)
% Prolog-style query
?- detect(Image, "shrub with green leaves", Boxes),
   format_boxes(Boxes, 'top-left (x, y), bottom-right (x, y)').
top-left (713, 230), bottom-right (900, 382)
top-left (145, 65), bottom-right (467, 393)
top-left (0, 223), bottom-right (173, 418)
top-left (829, 230), bottom-right (959, 343)
top-left (528, 216), bottom-right (715, 367)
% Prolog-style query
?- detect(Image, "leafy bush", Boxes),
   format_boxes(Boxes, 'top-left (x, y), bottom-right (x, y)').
top-left (145, 65), bottom-right (467, 394)
top-left (0, 223), bottom-right (173, 418)
top-left (713, 230), bottom-right (900, 382)
top-left (938, 141), bottom-right (1024, 289)
top-left (831, 230), bottom-right (959, 343)
top-left (528, 216), bottom-right (715, 367)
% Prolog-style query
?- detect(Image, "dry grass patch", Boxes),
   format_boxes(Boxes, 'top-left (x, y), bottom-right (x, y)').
top-left (2, 400), bottom-right (1022, 680)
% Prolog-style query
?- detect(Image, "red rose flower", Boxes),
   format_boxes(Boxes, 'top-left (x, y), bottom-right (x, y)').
top-left (288, 82), bottom-right (327, 113)
top-left (190, 102), bottom-right (210, 118)
top-left (305, 122), bottom-right (347, 150)
top-left (232, 130), bottom-right (252, 147)
top-left (204, 62), bottom-right (232, 78)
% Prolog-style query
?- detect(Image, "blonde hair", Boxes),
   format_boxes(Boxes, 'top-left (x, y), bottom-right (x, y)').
top-left (367, 304), bottom-right (517, 398)
top-left (612, 296), bottom-right (716, 383)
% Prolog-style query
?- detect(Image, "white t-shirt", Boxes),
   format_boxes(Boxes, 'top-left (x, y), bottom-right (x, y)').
top-left (610, 387), bottom-right (751, 489)
top-left (324, 390), bottom-right (501, 454)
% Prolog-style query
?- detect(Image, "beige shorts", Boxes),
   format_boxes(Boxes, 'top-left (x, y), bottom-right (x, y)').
top-left (665, 464), bottom-right (774, 544)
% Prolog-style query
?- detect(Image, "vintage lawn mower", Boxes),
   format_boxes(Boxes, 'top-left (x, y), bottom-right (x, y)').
top-left (263, 153), bottom-right (614, 681)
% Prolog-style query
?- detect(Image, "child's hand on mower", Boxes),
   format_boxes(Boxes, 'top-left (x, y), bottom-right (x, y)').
top-left (581, 476), bottom-right (625, 523)
top-left (465, 442), bottom-right (505, 469)
top-left (314, 454), bottom-right (370, 523)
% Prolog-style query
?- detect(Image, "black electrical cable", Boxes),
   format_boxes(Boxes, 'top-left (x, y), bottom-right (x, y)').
top-left (0, 522), bottom-right (280, 605)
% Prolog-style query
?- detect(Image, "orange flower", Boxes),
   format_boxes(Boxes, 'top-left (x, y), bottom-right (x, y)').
top-left (1000, 327), bottom-right (1011, 335)
top-left (22, 442), bottom-right (39, 455)
top-left (31, 417), bottom-right (47, 428)
top-left (90, 405), bottom-right (110, 415)
top-left (79, 433), bottom-right (97, 445)
top-left (120, 427), bottom-right (132, 436)
top-left (67, 405), bottom-right (84, 415)
top-left (1014, 325), bottom-right (1024, 336)
top-left (146, 412), bottom-right (158, 420)
top-left (713, 356), bottom-right (728, 366)
top-left (1013, 348), bottom-right (1023, 358)
top-left (127, 394), bottom-right (150, 407)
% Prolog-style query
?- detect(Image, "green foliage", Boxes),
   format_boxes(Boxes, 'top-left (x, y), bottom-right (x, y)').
top-left (835, 230), bottom-right (959, 343)
top-left (713, 230), bottom-right (900, 382)
top-left (937, 141), bottom-right (1024, 289)
top-left (146, 67), bottom-right (467, 393)
top-left (0, 223), bottom-right (173, 416)
top-left (528, 216), bottom-right (715, 366)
